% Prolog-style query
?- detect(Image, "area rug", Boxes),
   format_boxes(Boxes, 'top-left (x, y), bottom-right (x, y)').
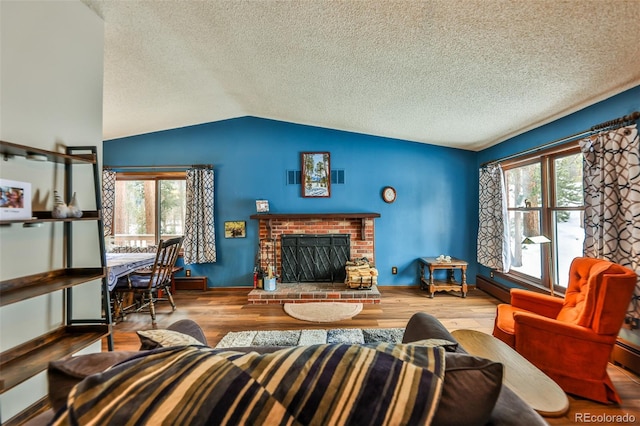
top-left (215, 328), bottom-right (405, 349)
top-left (283, 302), bottom-right (363, 322)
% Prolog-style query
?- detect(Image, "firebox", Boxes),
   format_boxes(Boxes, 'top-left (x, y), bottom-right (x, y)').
top-left (281, 234), bottom-right (350, 283)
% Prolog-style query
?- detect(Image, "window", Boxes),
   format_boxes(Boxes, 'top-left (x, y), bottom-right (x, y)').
top-left (503, 145), bottom-right (584, 291)
top-left (112, 172), bottom-right (186, 247)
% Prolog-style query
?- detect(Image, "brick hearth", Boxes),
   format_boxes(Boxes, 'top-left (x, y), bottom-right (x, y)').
top-left (248, 283), bottom-right (381, 304)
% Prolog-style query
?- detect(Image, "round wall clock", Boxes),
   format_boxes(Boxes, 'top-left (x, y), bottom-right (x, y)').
top-left (382, 186), bottom-right (397, 203)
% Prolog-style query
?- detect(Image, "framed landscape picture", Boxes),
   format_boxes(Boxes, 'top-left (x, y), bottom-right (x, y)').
top-left (224, 221), bottom-right (246, 238)
top-left (301, 152), bottom-right (330, 198)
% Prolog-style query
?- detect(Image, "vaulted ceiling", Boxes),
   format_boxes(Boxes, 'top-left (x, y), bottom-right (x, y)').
top-left (82, 0), bottom-right (640, 151)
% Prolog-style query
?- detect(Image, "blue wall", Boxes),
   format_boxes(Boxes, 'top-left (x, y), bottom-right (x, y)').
top-left (474, 85), bottom-right (640, 283)
top-left (104, 117), bottom-right (478, 287)
top-left (103, 85), bottom-right (639, 289)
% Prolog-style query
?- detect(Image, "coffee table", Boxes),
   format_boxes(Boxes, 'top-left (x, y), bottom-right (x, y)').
top-left (451, 329), bottom-right (569, 417)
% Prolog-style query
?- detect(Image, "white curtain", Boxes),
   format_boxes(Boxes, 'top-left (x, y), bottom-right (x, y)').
top-left (184, 167), bottom-right (217, 264)
top-left (101, 169), bottom-right (116, 238)
top-left (580, 124), bottom-right (640, 294)
top-left (477, 164), bottom-right (511, 272)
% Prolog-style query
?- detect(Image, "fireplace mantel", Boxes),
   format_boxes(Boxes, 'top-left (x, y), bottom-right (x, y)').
top-left (249, 212), bottom-right (380, 240)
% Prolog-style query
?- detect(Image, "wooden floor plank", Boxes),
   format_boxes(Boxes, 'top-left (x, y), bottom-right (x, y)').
top-left (104, 286), bottom-right (640, 425)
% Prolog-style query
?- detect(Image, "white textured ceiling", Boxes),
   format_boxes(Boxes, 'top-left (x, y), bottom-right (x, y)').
top-left (82, 0), bottom-right (640, 151)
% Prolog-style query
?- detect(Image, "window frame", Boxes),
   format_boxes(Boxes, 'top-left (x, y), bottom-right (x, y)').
top-left (112, 171), bottom-right (186, 246)
top-left (499, 142), bottom-right (584, 295)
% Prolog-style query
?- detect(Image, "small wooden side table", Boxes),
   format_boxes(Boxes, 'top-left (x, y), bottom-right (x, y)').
top-left (418, 257), bottom-right (468, 298)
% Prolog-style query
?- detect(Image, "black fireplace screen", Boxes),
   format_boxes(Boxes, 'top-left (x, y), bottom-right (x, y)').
top-left (281, 234), bottom-right (350, 283)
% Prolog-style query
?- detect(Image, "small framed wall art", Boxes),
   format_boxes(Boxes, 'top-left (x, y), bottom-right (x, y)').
top-left (255, 199), bottom-right (269, 213)
top-left (0, 179), bottom-right (32, 220)
top-left (301, 152), bottom-right (330, 198)
top-left (224, 221), bottom-right (246, 238)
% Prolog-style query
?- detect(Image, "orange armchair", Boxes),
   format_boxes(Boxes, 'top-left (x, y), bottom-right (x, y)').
top-left (492, 257), bottom-right (637, 404)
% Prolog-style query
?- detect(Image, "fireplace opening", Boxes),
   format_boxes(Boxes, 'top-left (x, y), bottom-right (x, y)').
top-left (281, 234), bottom-right (350, 283)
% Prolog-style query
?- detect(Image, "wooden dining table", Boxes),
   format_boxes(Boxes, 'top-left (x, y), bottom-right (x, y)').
top-left (106, 252), bottom-right (156, 291)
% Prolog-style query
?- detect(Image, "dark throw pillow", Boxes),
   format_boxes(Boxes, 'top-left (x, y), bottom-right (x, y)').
top-left (432, 352), bottom-right (504, 426)
top-left (47, 351), bottom-right (139, 412)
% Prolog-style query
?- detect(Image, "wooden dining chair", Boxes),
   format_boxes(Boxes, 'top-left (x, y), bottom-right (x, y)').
top-left (113, 236), bottom-right (184, 323)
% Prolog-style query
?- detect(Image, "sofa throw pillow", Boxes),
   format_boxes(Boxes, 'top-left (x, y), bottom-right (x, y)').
top-left (51, 343), bottom-right (446, 426)
top-left (137, 329), bottom-right (204, 350)
top-left (408, 338), bottom-right (459, 352)
top-left (47, 351), bottom-right (139, 412)
top-left (166, 318), bottom-right (208, 346)
top-left (431, 352), bottom-right (504, 426)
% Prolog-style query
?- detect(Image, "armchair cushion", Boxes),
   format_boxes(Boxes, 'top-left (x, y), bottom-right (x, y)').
top-left (592, 264), bottom-right (639, 335)
top-left (556, 258), bottom-right (612, 327)
top-left (510, 288), bottom-right (563, 318)
top-left (492, 304), bottom-right (528, 348)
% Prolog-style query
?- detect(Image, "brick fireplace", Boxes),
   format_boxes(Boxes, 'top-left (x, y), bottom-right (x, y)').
top-left (248, 212), bottom-right (381, 304)
top-left (250, 213), bottom-right (379, 276)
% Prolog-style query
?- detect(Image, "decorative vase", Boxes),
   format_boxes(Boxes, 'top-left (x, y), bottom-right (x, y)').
top-left (52, 190), bottom-right (69, 219)
top-left (68, 192), bottom-right (83, 218)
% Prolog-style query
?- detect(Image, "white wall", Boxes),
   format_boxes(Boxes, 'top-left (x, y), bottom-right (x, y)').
top-left (0, 1), bottom-right (104, 421)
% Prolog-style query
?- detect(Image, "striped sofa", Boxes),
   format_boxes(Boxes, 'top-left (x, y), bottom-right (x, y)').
top-left (42, 315), bottom-right (546, 426)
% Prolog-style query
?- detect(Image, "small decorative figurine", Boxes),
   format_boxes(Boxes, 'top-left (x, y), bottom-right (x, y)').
top-left (52, 190), bottom-right (69, 219)
top-left (68, 192), bottom-right (83, 218)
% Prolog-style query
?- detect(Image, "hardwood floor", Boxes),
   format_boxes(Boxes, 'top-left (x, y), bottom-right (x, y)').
top-left (105, 287), bottom-right (640, 425)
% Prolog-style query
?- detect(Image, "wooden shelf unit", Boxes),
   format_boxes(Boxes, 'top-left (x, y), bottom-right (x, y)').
top-left (0, 210), bottom-right (101, 227)
top-left (0, 141), bottom-right (113, 408)
top-left (0, 268), bottom-right (105, 307)
top-left (0, 325), bottom-right (111, 393)
top-left (0, 140), bottom-right (95, 165)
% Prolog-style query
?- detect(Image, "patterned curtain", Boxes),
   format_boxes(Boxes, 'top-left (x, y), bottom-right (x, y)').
top-left (184, 167), bottom-right (217, 264)
top-left (580, 124), bottom-right (640, 312)
top-left (101, 169), bottom-right (116, 237)
top-left (477, 164), bottom-right (511, 272)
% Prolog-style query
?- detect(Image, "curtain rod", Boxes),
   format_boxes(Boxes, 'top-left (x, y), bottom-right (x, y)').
top-left (481, 111), bottom-right (640, 168)
top-left (104, 164), bottom-right (212, 170)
